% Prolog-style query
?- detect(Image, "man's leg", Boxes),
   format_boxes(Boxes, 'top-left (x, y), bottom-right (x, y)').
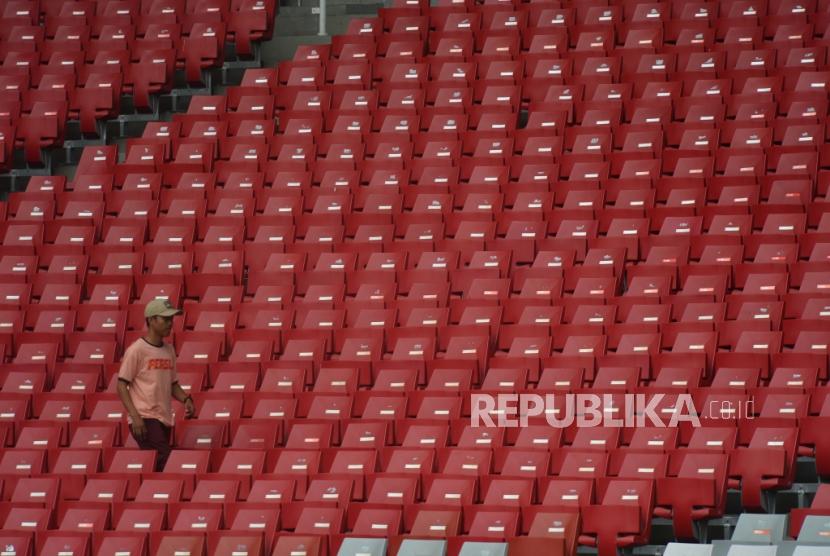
top-left (132, 418), bottom-right (172, 472)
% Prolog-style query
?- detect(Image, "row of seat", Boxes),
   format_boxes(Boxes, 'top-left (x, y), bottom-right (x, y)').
top-left (2, 310), bottom-right (829, 360)
top-left (0, 444), bottom-right (818, 553)
top-left (0, 532), bottom-right (827, 556)
top-left (6, 9), bottom-right (830, 166)
top-left (8, 173), bottom-right (829, 213)
top-left (0, 0), bottom-right (275, 167)
top-left (0, 446), bottom-right (779, 538)
top-left (362, 0), bottom-right (830, 22)
top-left (3, 294), bottom-right (829, 328)
top-left (256, 81), bottom-right (830, 112)
top-left (92, 126), bottom-right (830, 165)
top-left (272, 40), bottom-right (830, 70)
top-left (148, 96), bottom-right (830, 135)
top-left (325, 6), bottom-right (830, 40)
top-left (4, 353), bottom-right (828, 389)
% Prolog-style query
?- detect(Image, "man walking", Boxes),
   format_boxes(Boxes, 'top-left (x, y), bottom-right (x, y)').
top-left (117, 299), bottom-right (196, 471)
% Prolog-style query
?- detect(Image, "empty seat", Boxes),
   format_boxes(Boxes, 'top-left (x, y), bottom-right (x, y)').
top-left (396, 540), bottom-right (447, 556)
top-left (663, 544), bottom-right (713, 556)
top-left (730, 514), bottom-right (789, 544)
top-left (338, 538), bottom-right (388, 556)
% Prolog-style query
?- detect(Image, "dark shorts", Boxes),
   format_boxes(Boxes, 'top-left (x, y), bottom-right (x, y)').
top-left (131, 418), bottom-right (172, 472)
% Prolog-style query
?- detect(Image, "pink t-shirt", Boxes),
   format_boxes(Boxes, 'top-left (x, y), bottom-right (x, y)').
top-left (118, 339), bottom-right (179, 426)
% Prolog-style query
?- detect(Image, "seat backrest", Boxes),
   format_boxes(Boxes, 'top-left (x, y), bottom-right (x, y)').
top-left (663, 544), bottom-right (713, 556)
top-left (396, 540), bottom-right (447, 556)
top-left (731, 514), bottom-right (788, 543)
top-left (725, 545), bottom-right (778, 556)
top-left (793, 547), bottom-right (830, 556)
top-left (457, 542), bottom-right (507, 556)
top-left (797, 515), bottom-right (830, 544)
top-left (337, 538), bottom-right (388, 556)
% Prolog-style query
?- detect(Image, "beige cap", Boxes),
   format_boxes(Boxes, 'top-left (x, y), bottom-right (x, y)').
top-left (144, 299), bottom-right (182, 318)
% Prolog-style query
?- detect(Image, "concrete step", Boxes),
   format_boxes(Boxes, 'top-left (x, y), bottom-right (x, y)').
top-left (279, 3), bottom-right (383, 17)
top-left (289, 0), bottom-right (385, 7)
top-left (262, 35), bottom-right (333, 65)
top-left (273, 15), bottom-right (354, 36)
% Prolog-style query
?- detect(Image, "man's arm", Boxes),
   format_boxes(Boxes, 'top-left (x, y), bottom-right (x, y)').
top-left (117, 379), bottom-right (147, 440)
top-left (171, 381), bottom-right (189, 402)
top-left (171, 382), bottom-right (195, 418)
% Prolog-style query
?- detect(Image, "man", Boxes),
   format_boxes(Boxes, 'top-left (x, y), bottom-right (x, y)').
top-left (117, 299), bottom-right (195, 471)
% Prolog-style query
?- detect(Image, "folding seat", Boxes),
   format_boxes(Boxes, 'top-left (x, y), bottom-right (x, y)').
top-left (221, 505), bottom-right (278, 549)
top-left (168, 502), bottom-right (224, 531)
top-left (134, 478), bottom-right (185, 504)
top-left (535, 367), bottom-right (583, 391)
top-left (423, 476), bottom-right (477, 507)
top-left (577, 486), bottom-right (650, 556)
top-left (480, 477), bottom-right (534, 507)
top-left (757, 393), bottom-right (809, 419)
top-left (91, 531), bottom-right (148, 556)
top-left (732, 330), bottom-right (782, 355)
top-left (730, 513), bottom-right (788, 545)
top-left (224, 0), bottom-right (270, 58)
top-left (49, 448), bottom-right (103, 497)
top-left (207, 532), bottom-right (265, 556)
top-left (104, 449), bottom-right (157, 480)
top-left (55, 500), bottom-right (112, 532)
top-left (15, 110), bottom-right (64, 166)
top-left (285, 421), bottom-right (334, 450)
top-left (592, 366), bottom-right (640, 390)
top-left (768, 367), bottom-right (817, 389)
top-left (710, 367), bottom-right (761, 390)
top-left (358, 475), bottom-right (418, 506)
top-left (656, 450), bottom-right (729, 539)
top-left (271, 536), bottom-right (326, 556)
top-left (380, 448), bottom-right (435, 474)
top-left (175, 420), bottom-right (228, 449)
top-left (614, 451), bottom-right (669, 480)
top-left (292, 505), bottom-right (345, 536)
top-left (796, 515), bottom-right (830, 545)
top-left (571, 427), bottom-right (620, 452)
top-left (729, 427), bottom-right (798, 509)
top-left (270, 450), bottom-right (321, 496)
top-left (34, 283), bottom-right (82, 309)
top-left (463, 508), bottom-right (520, 538)
top-left (475, 32), bottom-right (522, 63)
top-left (695, 388), bottom-right (753, 421)
top-left (735, 272), bottom-right (788, 297)
top-left (150, 533), bottom-right (207, 556)
top-left (425, 367), bottom-right (474, 393)
top-left (178, 20), bottom-right (226, 86)
top-left (2, 504), bottom-right (53, 532)
top-left (412, 393), bottom-right (468, 422)
top-left (377, 61), bottom-right (428, 91)
top-left (10, 476), bottom-right (61, 509)
top-left (789, 330), bottom-right (830, 359)
top-left (304, 477), bottom-right (354, 505)
top-left (70, 422), bottom-right (119, 449)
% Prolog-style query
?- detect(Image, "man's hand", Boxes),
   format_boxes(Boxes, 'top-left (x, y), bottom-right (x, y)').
top-left (131, 415), bottom-right (147, 441)
top-left (184, 397), bottom-right (196, 419)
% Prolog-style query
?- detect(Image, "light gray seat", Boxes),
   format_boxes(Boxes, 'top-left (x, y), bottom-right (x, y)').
top-left (793, 547), bottom-right (830, 556)
top-left (725, 545), bottom-right (778, 556)
top-left (797, 516), bottom-right (830, 544)
top-left (663, 542), bottom-right (714, 556)
top-left (338, 538), bottom-right (387, 556)
top-left (457, 542), bottom-right (508, 556)
top-left (731, 514), bottom-right (788, 544)
top-left (396, 540), bottom-right (447, 556)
